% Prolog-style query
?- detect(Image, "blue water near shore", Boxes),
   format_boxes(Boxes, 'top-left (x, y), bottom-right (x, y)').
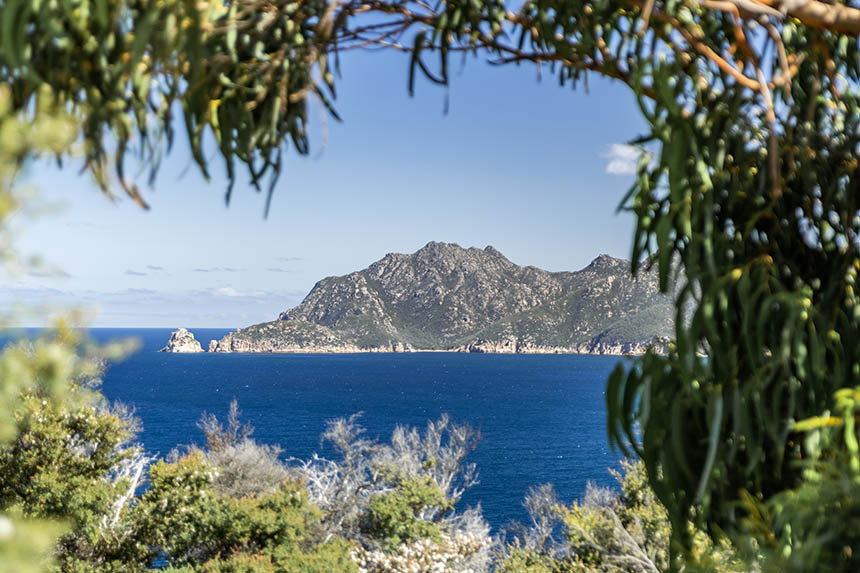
top-left (85, 328), bottom-right (627, 531)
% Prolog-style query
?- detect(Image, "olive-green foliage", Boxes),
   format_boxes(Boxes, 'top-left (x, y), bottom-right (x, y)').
top-left (560, 461), bottom-right (670, 572)
top-left (0, 514), bottom-right (67, 573)
top-left (0, 396), bottom-right (133, 521)
top-left (0, 336), bottom-right (354, 572)
top-left (0, 0), bottom-right (340, 211)
top-left (501, 461), bottom-right (742, 572)
top-left (362, 475), bottom-right (452, 550)
top-left (136, 450), bottom-right (355, 571)
top-left (0, 394), bottom-right (151, 570)
top-left (0, 330), bottom-right (145, 572)
top-left (734, 385), bottom-right (860, 571)
top-left (0, 316), bottom-right (122, 447)
top-left (498, 548), bottom-right (564, 573)
top-left (498, 461), bottom-right (668, 573)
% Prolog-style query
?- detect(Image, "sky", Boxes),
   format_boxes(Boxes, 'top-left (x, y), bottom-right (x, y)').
top-left (5, 49), bottom-right (648, 328)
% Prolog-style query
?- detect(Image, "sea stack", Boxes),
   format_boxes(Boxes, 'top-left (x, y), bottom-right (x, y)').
top-left (160, 328), bottom-right (204, 353)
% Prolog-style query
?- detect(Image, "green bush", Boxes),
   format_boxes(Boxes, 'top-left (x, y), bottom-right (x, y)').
top-left (497, 548), bottom-right (564, 573)
top-left (135, 451), bottom-right (355, 570)
top-left (362, 475), bottom-right (452, 550)
top-left (501, 461), bottom-right (745, 572)
top-left (0, 338), bottom-right (151, 571)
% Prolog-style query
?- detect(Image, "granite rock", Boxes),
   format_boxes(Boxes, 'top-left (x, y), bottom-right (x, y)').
top-left (160, 328), bottom-right (203, 353)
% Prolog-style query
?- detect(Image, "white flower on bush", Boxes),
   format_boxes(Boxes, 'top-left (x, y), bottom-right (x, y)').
top-left (351, 531), bottom-right (491, 573)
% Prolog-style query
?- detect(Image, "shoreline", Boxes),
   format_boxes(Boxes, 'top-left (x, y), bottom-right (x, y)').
top-left (163, 328), bottom-right (669, 357)
top-left (167, 347), bottom-right (660, 357)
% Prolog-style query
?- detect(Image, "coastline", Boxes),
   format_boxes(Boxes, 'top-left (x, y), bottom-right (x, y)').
top-left (162, 327), bottom-right (669, 357)
top-left (169, 343), bottom-right (665, 357)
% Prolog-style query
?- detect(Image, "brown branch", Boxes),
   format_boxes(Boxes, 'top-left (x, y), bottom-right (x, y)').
top-left (701, 0), bottom-right (784, 19)
top-left (757, 0), bottom-right (860, 36)
top-left (766, 23), bottom-right (792, 87)
top-left (638, 0), bottom-right (658, 34)
top-left (698, 0), bottom-right (860, 35)
top-left (622, 0), bottom-right (762, 90)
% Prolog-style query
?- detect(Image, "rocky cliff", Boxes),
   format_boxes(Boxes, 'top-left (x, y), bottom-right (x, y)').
top-left (160, 328), bottom-right (203, 353)
top-left (206, 242), bottom-right (674, 354)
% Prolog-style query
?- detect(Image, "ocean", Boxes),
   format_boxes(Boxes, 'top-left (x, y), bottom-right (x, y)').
top-left (87, 328), bottom-right (628, 532)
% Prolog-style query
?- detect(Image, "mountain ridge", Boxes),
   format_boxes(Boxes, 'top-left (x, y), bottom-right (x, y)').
top-left (201, 242), bottom-right (673, 354)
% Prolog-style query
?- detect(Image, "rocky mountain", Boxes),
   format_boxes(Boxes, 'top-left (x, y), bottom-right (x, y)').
top-left (206, 242), bottom-right (674, 354)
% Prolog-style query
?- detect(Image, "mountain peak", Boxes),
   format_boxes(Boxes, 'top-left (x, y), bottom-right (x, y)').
top-left (416, 241), bottom-right (462, 254)
top-left (411, 241), bottom-right (511, 265)
top-left (586, 253), bottom-right (627, 270)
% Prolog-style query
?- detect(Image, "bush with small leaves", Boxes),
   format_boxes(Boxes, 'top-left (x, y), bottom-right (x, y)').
top-left (295, 414), bottom-right (483, 542)
top-left (0, 334), bottom-right (150, 572)
top-left (496, 548), bottom-right (564, 573)
top-left (501, 461), bottom-right (744, 572)
top-left (136, 450), bottom-right (355, 571)
top-left (351, 530), bottom-right (492, 573)
top-left (198, 400), bottom-right (288, 498)
top-left (362, 475), bottom-right (451, 550)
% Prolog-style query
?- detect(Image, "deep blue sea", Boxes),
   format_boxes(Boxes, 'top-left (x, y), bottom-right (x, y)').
top-left (83, 328), bottom-right (627, 531)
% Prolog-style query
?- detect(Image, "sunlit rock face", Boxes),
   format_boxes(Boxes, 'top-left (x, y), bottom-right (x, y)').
top-left (160, 328), bottom-right (203, 353)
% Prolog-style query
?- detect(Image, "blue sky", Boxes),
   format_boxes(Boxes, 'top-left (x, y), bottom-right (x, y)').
top-left (6, 50), bottom-right (647, 328)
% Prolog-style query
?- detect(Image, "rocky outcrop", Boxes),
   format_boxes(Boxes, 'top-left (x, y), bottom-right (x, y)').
top-left (453, 337), bottom-right (520, 354)
top-left (568, 336), bottom-right (670, 356)
top-left (202, 242), bottom-right (675, 354)
top-left (160, 328), bottom-right (203, 353)
top-left (206, 321), bottom-right (417, 354)
top-left (451, 336), bottom-right (669, 355)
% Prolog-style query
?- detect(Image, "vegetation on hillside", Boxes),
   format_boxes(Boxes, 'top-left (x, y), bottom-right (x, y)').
top-left (215, 244), bottom-right (673, 353)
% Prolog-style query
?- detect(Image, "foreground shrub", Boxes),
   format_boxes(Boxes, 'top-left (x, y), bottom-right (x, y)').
top-left (561, 461), bottom-right (670, 571)
top-left (198, 400), bottom-right (288, 498)
top-left (293, 413), bottom-right (493, 570)
top-left (500, 461), bottom-right (743, 572)
top-left (0, 338), bottom-right (151, 571)
top-left (363, 475), bottom-right (451, 550)
top-left (136, 450), bottom-right (355, 571)
top-left (4, 374), bottom-right (746, 573)
top-left (352, 530), bottom-right (492, 573)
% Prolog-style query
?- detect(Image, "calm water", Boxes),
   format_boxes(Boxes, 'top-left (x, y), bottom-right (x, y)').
top-left (87, 328), bottom-right (627, 531)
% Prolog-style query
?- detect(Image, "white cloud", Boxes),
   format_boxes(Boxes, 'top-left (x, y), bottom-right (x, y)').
top-left (193, 267), bottom-right (244, 273)
top-left (211, 286), bottom-right (266, 298)
top-left (603, 144), bottom-right (641, 176)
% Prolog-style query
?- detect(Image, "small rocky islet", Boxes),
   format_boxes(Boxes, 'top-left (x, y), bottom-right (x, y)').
top-left (161, 241), bottom-right (673, 355)
top-left (160, 328), bottom-right (203, 353)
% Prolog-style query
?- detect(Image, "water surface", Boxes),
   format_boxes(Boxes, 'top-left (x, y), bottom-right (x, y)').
top-left (92, 328), bottom-right (627, 530)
